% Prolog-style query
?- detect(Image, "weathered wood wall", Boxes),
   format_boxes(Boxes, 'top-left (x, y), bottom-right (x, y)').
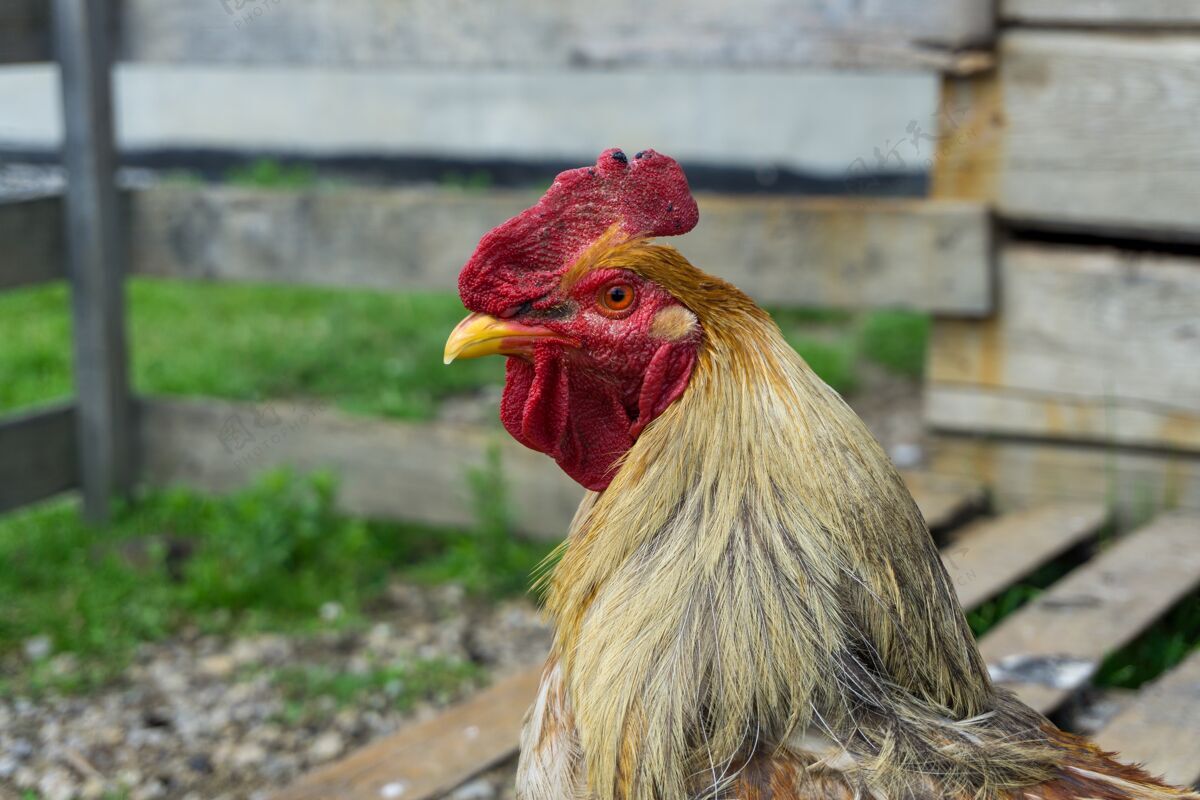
top-left (925, 15), bottom-right (1200, 514)
top-left (127, 187), bottom-right (993, 314)
top-left (0, 0), bottom-right (994, 71)
top-left (124, 0), bottom-right (992, 72)
top-left (927, 434), bottom-right (1200, 519)
top-left (926, 245), bottom-right (1200, 453)
top-left (3, 187), bottom-right (994, 314)
top-left (937, 31), bottom-right (1200, 240)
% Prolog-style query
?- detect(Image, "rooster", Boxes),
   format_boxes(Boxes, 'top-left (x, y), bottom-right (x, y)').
top-left (443, 148), bottom-right (1198, 800)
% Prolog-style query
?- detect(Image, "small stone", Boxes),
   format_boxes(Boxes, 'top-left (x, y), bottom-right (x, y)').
top-left (366, 623), bottom-right (393, 650)
top-left (80, 778), bottom-right (108, 800)
top-left (448, 778), bottom-right (496, 800)
top-left (308, 730), bottom-right (344, 762)
top-left (131, 780), bottom-right (168, 800)
top-left (186, 753), bottom-right (214, 774)
top-left (37, 766), bottom-right (78, 800)
top-left (199, 654), bottom-right (236, 678)
top-left (23, 634), bottom-right (53, 662)
top-left (230, 741), bottom-right (267, 768)
top-left (319, 601), bottom-right (343, 622)
top-left (889, 442), bottom-right (923, 468)
top-left (48, 652), bottom-right (79, 677)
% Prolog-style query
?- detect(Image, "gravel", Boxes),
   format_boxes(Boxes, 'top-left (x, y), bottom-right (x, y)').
top-left (0, 584), bottom-right (550, 800)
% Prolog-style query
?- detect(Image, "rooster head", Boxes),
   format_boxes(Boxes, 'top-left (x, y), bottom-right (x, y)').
top-left (444, 148), bottom-right (703, 491)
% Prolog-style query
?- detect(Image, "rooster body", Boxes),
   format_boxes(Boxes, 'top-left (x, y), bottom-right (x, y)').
top-left (444, 149), bottom-right (1199, 800)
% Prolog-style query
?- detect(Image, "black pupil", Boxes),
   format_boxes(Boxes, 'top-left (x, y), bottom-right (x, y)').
top-left (609, 287), bottom-right (627, 304)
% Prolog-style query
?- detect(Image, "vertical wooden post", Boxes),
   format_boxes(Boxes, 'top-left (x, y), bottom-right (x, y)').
top-left (52, 0), bottom-right (131, 521)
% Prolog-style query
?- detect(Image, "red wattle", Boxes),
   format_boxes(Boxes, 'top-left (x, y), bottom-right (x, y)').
top-left (499, 340), bottom-right (695, 492)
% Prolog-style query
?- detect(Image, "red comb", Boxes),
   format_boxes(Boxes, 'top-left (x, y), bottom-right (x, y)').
top-left (457, 148), bottom-right (699, 315)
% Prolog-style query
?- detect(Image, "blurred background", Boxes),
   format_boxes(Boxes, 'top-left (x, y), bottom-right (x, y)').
top-left (0, 2), bottom-right (1198, 799)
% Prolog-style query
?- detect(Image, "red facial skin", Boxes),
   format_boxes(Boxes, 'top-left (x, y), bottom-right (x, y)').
top-left (456, 148), bottom-right (701, 490)
top-left (498, 269), bottom-right (699, 490)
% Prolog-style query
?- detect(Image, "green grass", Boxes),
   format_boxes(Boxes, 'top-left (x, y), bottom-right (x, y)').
top-left (770, 306), bottom-right (931, 393)
top-left (857, 310), bottom-right (930, 379)
top-left (0, 283), bottom-right (931, 418)
top-left (1097, 591), bottom-right (1200, 689)
top-left (0, 281), bottom-right (504, 420)
top-left (965, 561), bottom-right (1073, 639)
top-left (225, 158), bottom-right (319, 189)
top-left (0, 469), bottom-right (551, 697)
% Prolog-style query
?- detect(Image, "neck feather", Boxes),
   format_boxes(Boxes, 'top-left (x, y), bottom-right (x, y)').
top-left (544, 298), bottom-right (1054, 799)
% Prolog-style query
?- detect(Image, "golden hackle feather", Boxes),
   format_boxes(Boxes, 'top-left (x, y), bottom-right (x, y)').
top-left (519, 240), bottom-right (1199, 800)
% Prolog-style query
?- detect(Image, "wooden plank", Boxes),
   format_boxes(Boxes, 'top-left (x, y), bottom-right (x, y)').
top-left (135, 397), bottom-right (583, 541)
top-left (273, 665), bottom-right (541, 800)
top-left (129, 187), bottom-right (993, 315)
top-left (54, 0), bottom-right (132, 521)
top-left (987, 31), bottom-right (1200, 239)
top-left (926, 245), bottom-right (1200, 453)
top-left (137, 396), bottom-right (987, 541)
top-left (978, 512), bottom-right (1200, 715)
top-left (0, 194), bottom-right (64, 290)
top-left (927, 434), bottom-right (1200, 526)
top-left (96, 69), bottom-right (937, 173)
top-left (1094, 649), bottom-right (1200, 788)
top-left (1003, 1), bottom-right (1200, 27)
top-left (900, 469), bottom-right (986, 530)
top-left (0, 404), bottom-right (78, 513)
top-left (0, 0), bottom-right (49, 64)
top-left (118, 0), bottom-right (993, 73)
top-left (943, 503), bottom-right (1108, 611)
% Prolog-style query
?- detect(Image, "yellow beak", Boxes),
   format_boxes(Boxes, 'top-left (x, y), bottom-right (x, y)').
top-left (443, 312), bottom-right (573, 365)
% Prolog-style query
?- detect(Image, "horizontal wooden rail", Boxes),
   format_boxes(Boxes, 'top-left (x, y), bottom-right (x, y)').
top-left (276, 667), bottom-right (542, 800)
top-left (3, 0), bottom-right (993, 72)
top-left (943, 503), bottom-right (1107, 611)
top-left (0, 404), bottom-right (77, 513)
top-left (927, 244), bottom-right (1200, 454)
top-left (136, 396), bottom-right (987, 539)
top-left (128, 187), bottom-right (993, 315)
top-left (0, 195), bottom-right (65, 290)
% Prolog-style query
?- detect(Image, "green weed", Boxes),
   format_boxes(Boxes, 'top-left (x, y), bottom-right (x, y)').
top-left (0, 469), bottom-right (545, 696)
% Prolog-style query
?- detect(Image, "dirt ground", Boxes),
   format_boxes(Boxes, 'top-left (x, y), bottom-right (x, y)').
top-left (0, 586), bottom-right (550, 800)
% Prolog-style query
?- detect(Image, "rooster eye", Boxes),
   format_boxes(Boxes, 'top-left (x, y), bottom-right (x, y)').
top-left (599, 283), bottom-right (635, 314)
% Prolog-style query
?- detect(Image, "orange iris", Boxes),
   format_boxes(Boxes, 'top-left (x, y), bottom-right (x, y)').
top-left (599, 283), bottom-right (635, 313)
